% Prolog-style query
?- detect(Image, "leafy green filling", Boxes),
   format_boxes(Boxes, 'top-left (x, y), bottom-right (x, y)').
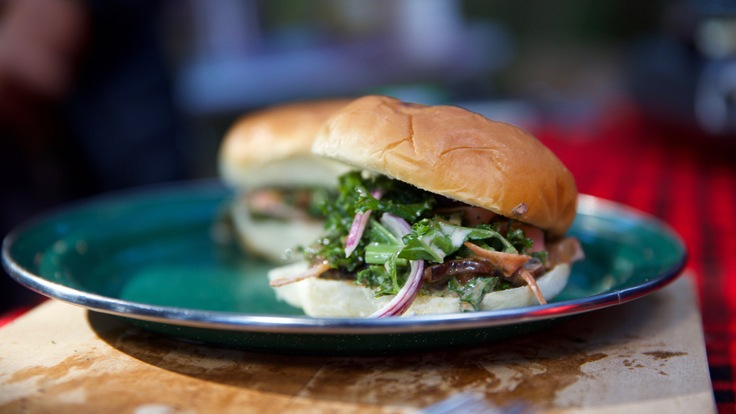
top-left (448, 276), bottom-right (498, 311)
top-left (302, 171), bottom-right (540, 306)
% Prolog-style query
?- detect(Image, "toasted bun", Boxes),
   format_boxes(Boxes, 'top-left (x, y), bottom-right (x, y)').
top-left (229, 202), bottom-right (324, 263)
top-left (313, 95), bottom-right (578, 237)
top-left (219, 99), bottom-right (353, 189)
top-left (268, 262), bottom-right (570, 317)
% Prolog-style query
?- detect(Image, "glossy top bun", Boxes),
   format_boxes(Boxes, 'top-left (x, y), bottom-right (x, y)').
top-left (219, 99), bottom-right (352, 189)
top-left (312, 95), bottom-right (578, 237)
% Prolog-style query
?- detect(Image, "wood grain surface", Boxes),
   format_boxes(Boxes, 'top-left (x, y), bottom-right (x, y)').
top-left (0, 273), bottom-right (715, 413)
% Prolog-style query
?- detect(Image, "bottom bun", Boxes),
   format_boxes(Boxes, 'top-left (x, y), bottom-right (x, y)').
top-left (268, 262), bottom-right (571, 317)
top-left (231, 202), bottom-right (324, 263)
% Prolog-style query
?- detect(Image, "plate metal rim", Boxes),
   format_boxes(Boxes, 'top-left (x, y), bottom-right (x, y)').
top-left (1, 187), bottom-right (688, 335)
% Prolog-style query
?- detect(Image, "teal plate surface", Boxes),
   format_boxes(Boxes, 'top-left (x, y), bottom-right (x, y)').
top-left (2, 181), bottom-right (687, 354)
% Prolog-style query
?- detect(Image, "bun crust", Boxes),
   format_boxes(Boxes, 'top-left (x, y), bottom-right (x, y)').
top-left (219, 99), bottom-right (352, 189)
top-left (268, 261), bottom-right (570, 317)
top-left (313, 96), bottom-right (578, 236)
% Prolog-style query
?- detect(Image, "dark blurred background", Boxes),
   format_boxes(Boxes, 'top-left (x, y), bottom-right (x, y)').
top-left (1, 0), bottom-right (735, 312)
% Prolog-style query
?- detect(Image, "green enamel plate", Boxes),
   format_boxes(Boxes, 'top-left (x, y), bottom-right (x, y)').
top-left (2, 181), bottom-right (687, 354)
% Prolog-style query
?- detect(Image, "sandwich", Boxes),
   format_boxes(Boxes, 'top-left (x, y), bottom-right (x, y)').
top-left (267, 95), bottom-right (584, 317)
top-left (218, 99), bottom-right (352, 262)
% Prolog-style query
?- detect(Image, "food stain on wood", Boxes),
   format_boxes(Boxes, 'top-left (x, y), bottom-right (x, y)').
top-left (623, 359), bottom-right (646, 369)
top-left (614, 350), bottom-right (688, 378)
top-left (295, 354), bottom-right (499, 407)
top-left (643, 351), bottom-right (688, 360)
top-left (8, 352), bottom-right (96, 384)
top-left (475, 348), bottom-right (608, 409)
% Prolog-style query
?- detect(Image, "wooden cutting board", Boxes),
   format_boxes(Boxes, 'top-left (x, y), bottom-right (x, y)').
top-left (0, 273), bottom-right (715, 413)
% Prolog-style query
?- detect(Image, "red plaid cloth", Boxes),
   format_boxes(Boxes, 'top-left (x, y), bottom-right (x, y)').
top-left (535, 102), bottom-right (736, 413)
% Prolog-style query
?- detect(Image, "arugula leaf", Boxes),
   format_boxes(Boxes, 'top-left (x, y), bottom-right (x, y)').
top-left (448, 276), bottom-right (498, 311)
top-left (397, 219), bottom-right (451, 262)
top-left (367, 219), bottom-right (400, 245)
top-left (364, 243), bottom-right (405, 265)
top-left (398, 219), bottom-right (523, 263)
top-left (356, 262), bottom-right (407, 296)
top-left (504, 225), bottom-right (533, 253)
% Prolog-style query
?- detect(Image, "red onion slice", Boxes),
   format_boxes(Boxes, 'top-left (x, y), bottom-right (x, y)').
top-left (379, 212), bottom-right (412, 238)
top-left (345, 210), bottom-right (372, 257)
top-left (344, 189), bottom-right (384, 258)
top-left (369, 259), bottom-right (425, 318)
top-left (369, 212), bottom-right (424, 318)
